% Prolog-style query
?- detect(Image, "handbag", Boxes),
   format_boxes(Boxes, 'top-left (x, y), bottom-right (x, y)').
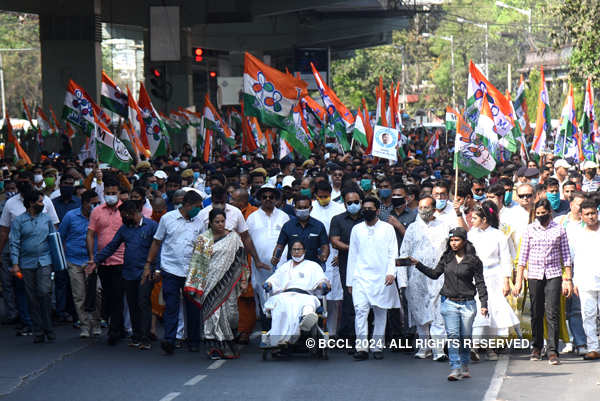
top-left (47, 221), bottom-right (68, 272)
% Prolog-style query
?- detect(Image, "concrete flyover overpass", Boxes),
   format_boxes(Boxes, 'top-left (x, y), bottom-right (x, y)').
top-left (0, 0), bottom-right (429, 114)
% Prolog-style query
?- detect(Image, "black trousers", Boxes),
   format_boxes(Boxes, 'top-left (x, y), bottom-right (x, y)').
top-left (338, 262), bottom-right (355, 339)
top-left (529, 276), bottom-right (562, 355)
top-left (22, 265), bottom-right (53, 336)
top-left (98, 265), bottom-right (124, 339)
top-left (123, 278), bottom-right (153, 343)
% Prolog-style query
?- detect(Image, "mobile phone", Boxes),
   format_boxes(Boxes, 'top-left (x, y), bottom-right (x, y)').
top-left (395, 258), bottom-right (412, 266)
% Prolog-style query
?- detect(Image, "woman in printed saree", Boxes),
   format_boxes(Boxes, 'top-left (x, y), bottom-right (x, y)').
top-left (185, 208), bottom-right (247, 360)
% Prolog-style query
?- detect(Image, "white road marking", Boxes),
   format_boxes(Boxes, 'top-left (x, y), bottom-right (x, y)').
top-left (159, 392), bottom-right (181, 401)
top-left (207, 359), bottom-right (227, 370)
top-left (483, 354), bottom-right (510, 401)
top-left (184, 375), bottom-right (207, 386)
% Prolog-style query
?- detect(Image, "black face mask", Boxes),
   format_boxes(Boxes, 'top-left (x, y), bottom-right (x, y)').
top-left (391, 197), bottom-right (406, 208)
top-left (537, 213), bottom-right (551, 225)
top-left (166, 190), bottom-right (175, 201)
top-left (362, 209), bottom-right (377, 221)
top-left (32, 204), bottom-right (44, 215)
top-left (60, 185), bottom-right (74, 198)
top-left (17, 181), bottom-right (32, 194)
top-left (122, 216), bottom-right (137, 227)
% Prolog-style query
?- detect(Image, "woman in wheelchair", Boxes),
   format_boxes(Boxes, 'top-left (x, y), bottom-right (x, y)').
top-left (261, 240), bottom-right (331, 349)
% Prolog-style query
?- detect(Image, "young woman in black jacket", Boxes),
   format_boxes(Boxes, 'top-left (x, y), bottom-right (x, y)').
top-left (408, 227), bottom-right (488, 381)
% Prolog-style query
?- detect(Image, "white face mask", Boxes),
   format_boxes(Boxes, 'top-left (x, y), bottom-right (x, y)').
top-left (84, 168), bottom-right (93, 177)
top-left (105, 195), bottom-right (118, 205)
top-left (292, 255), bottom-right (305, 263)
top-left (34, 174), bottom-right (43, 184)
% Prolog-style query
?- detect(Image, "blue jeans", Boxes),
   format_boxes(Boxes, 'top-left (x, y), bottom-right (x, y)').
top-left (566, 293), bottom-right (587, 347)
top-left (440, 297), bottom-right (476, 370)
top-left (162, 271), bottom-right (201, 347)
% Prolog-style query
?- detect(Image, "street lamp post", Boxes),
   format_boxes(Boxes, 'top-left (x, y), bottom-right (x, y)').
top-left (456, 17), bottom-right (488, 76)
top-left (422, 33), bottom-right (455, 109)
top-left (496, 1), bottom-right (532, 33)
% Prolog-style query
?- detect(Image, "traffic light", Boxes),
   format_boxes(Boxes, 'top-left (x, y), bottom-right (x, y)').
top-left (193, 47), bottom-right (204, 62)
top-left (209, 71), bottom-right (217, 78)
top-left (148, 65), bottom-right (171, 101)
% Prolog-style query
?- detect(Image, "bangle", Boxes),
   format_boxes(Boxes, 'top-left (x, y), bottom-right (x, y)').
top-left (563, 278), bottom-right (572, 281)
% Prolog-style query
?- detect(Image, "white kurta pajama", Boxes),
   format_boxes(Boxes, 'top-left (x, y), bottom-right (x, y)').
top-left (246, 208), bottom-right (290, 309)
top-left (311, 200), bottom-right (346, 335)
top-left (262, 259), bottom-right (328, 347)
top-left (398, 216), bottom-right (449, 346)
top-left (468, 226), bottom-right (519, 337)
top-left (347, 220), bottom-right (400, 352)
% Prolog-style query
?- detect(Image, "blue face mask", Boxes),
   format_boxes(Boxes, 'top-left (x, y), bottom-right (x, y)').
top-left (360, 179), bottom-right (372, 191)
top-left (378, 188), bottom-right (392, 199)
top-left (193, 172), bottom-right (200, 180)
top-left (504, 191), bottom-right (513, 206)
top-left (529, 178), bottom-right (539, 186)
top-left (346, 202), bottom-right (361, 215)
top-left (188, 206), bottom-right (202, 219)
top-left (473, 193), bottom-right (486, 202)
top-left (205, 186), bottom-right (212, 196)
top-left (436, 199), bottom-right (447, 210)
top-left (546, 192), bottom-right (560, 210)
top-left (150, 182), bottom-right (158, 191)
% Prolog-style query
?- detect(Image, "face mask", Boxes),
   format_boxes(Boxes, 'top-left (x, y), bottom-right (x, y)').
top-left (60, 185), bottom-right (74, 198)
top-left (122, 216), bottom-right (137, 227)
top-left (0, 182), bottom-right (4, 192)
top-left (295, 208), bottom-right (311, 220)
top-left (391, 197), bottom-right (405, 208)
top-left (34, 174), bottom-right (43, 184)
top-left (179, 161), bottom-right (188, 169)
top-left (187, 206), bottom-right (201, 219)
top-left (360, 179), bottom-right (372, 191)
top-left (204, 186), bottom-right (212, 196)
top-left (418, 208), bottom-right (435, 221)
top-left (504, 191), bottom-right (513, 206)
top-left (292, 255), bottom-right (305, 263)
top-left (436, 199), bottom-right (447, 210)
top-left (537, 213), bottom-right (551, 225)
top-left (191, 172), bottom-right (200, 181)
top-left (32, 204), bottom-right (44, 214)
top-left (529, 178), bottom-right (539, 186)
top-left (546, 192), bottom-right (560, 210)
top-left (105, 195), bottom-right (118, 206)
top-left (44, 177), bottom-right (55, 187)
top-left (150, 182), bottom-right (159, 191)
top-left (84, 168), bottom-right (93, 177)
top-left (174, 203), bottom-right (183, 210)
top-left (6, 191), bottom-right (17, 199)
top-left (300, 188), bottom-right (312, 197)
top-left (362, 209), bottom-right (377, 221)
top-left (317, 196), bottom-right (331, 207)
top-left (346, 202), bottom-right (361, 215)
top-left (17, 181), bottom-right (32, 194)
top-left (378, 188), bottom-right (392, 199)
top-left (90, 203), bottom-right (99, 212)
top-left (473, 192), bottom-right (486, 201)
top-left (151, 210), bottom-right (166, 222)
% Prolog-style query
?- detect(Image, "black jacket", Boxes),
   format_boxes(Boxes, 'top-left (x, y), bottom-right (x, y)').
top-left (415, 244), bottom-right (488, 309)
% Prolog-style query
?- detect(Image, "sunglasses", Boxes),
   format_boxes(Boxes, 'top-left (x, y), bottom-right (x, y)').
top-left (346, 200), bottom-right (361, 205)
top-left (473, 188), bottom-right (485, 193)
top-left (262, 195), bottom-right (275, 200)
top-left (518, 193), bottom-right (533, 199)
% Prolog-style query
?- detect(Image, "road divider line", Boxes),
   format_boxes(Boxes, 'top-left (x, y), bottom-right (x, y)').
top-left (483, 354), bottom-right (509, 401)
top-left (207, 360), bottom-right (226, 370)
top-left (184, 375), bottom-right (207, 386)
top-left (159, 392), bottom-right (181, 401)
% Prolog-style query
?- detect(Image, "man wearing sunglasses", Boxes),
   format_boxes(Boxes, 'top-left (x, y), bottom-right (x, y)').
top-left (503, 183), bottom-right (535, 262)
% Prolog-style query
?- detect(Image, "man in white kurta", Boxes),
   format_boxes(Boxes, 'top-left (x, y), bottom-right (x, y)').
top-left (347, 199), bottom-right (399, 358)
top-left (311, 181), bottom-right (346, 336)
top-left (398, 197), bottom-right (450, 360)
top-left (262, 258), bottom-right (329, 347)
top-left (246, 186), bottom-right (290, 309)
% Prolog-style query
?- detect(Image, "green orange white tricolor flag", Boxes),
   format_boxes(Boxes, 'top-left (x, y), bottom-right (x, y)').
top-left (200, 94), bottom-right (236, 147)
top-left (63, 79), bottom-right (109, 134)
top-left (101, 71), bottom-right (128, 118)
top-left (445, 106), bottom-right (457, 131)
top-left (532, 66), bottom-right (551, 155)
top-left (93, 110), bottom-right (132, 172)
top-left (4, 111), bottom-right (32, 164)
top-left (36, 107), bottom-right (54, 137)
top-left (127, 86), bottom-right (151, 158)
top-left (243, 52), bottom-right (307, 129)
top-left (138, 83), bottom-right (167, 157)
top-left (352, 108), bottom-right (368, 147)
top-left (452, 108), bottom-right (496, 178)
top-left (281, 103), bottom-right (313, 158)
top-left (513, 74), bottom-right (531, 135)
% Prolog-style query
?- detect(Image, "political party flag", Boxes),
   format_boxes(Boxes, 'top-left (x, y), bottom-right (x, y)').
top-left (513, 74), bottom-right (531, 135)
top-left (243, 52), bottom-right (307, 129)
top-left (376, 77), bottom-right (387, 127)
top-left (352, 108), bottom-right (369, 148)
top-left (49, 105), bottom-right (62, 133)
top-left (445, 106), bottom-right (457, 131)
top-left (138, 83), bottom-right (168, 157)
top-left (101, 71), bottom-right (128, 118)
top-left (63, 79), bottom-right (109, 134)
top-left (474, 96), bottom-right (500, 156)
top-left (532, 66), bottom-right (551, 155)
top-left (36, 107), bottom-right (54, 137)
top-left (454, 110), bottom-right (496, 178)
top-left (201, 94), bottom-right (236, 147)
top-left (281, 103), bottom-right (313, 158)
top-left (555, 83), bottom-right (580, 160)
top-left (3, 112), bottom-right (32, 164)
top-left (93, 111), bottom-right (132, 171)
top-left (426, 128), bottom-right (440, 158)
top-left (127, 86), bottom-right (151, 158)
top-left (581, 78), bottom-right (598, 160)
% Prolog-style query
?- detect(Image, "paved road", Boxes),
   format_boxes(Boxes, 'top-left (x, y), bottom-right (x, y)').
top-left (0, 325), bottom-right (598, 401)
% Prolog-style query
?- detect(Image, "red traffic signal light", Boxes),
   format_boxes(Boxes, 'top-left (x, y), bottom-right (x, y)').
top-left (152, 68), bottom-right (161, 78)
top-left (193, 47), bottom-right (204, 62)
top-left (194, 48), bottom-right (203, 57)
top-left (209, 71), bottom-right (217, 78)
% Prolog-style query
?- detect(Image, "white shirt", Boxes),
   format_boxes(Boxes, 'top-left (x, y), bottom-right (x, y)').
top-left (197, 203), bottom-right (248, 234)
top-left (501, 205), bottom-right (530, 251)
top-left (247, 207), bottom-right (289, 266)
top-left (154, 209), bottom-right (204, 277)
top-left (570, 225), bottom-right (600, 291)
top-left (434, 201), bottom-right (457, 229)
top-left (468, 226), bottom-right (512, 277)
top-left (0, 193), bottom-right (60, 227)
top-left (347, 220), bottom-right (400, 309)
top-left (267, 259), bottom-right (328, 294)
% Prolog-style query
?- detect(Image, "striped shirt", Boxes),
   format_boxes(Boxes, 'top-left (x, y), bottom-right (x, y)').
top-left (517, 220), bottom-right (571, 280)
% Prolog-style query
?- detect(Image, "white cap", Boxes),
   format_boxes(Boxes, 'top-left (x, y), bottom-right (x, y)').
top-left (282, 175), bottom-right (295, 188)
top-left (99, 163), bottom-right (110, 170)
top-left (581, 160), bottom-right (598, 170)
top-left (554, 159), bottom-right (570, 169)
top-left (154, 170), bottom-right (168, 180)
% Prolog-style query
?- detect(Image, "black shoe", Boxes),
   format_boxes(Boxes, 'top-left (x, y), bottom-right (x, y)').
top-left (161, 340), bottom-right (175, 355)
top-left (373, 351), bottom-right (384, 360)
top-left (16, 326), bottom-right (33, 336)
top-left (353, 351), bottom-right (369, 361)
top-left (45, 331), bottom-right (56, 342)
top-left (107, 335), bottom-right (119, 346)
top-left (33, 335), bottom-right (45, 343)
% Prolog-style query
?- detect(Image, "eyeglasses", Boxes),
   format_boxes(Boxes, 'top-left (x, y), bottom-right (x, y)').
top-left (518, 193), bottom-right (533, 199)
top-left (472, 188), bottom-right (485, 194)
top-left (346, 200), bottom-right (361, 205)
top-left (262, 195), bottom-right (275, 200)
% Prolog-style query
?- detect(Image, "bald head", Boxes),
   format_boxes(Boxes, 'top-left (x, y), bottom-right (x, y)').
top-left (151, 196), bottom-right (167, 213)
top-left (230, 188), bottom-right (249, 211)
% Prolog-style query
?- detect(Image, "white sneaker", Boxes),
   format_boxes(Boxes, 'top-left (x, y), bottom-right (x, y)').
top-left (92, 327), bottom-right (102, 337)
top-left (415, 347), bottom-right (432, 359)
top-left (299, 312), bottom-right (318, 331)
top-left (560, 341), bottom-right (573, 354)
top-left (79, 328), bottom-right (90, 338)
top-left (576, 346), bottom-right (588, 356)
top-left (433, 348), bottom-right (448, 361)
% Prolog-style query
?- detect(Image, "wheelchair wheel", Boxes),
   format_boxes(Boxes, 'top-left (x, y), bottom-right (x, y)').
top-left (262, 349), bottom-right (271, 361)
